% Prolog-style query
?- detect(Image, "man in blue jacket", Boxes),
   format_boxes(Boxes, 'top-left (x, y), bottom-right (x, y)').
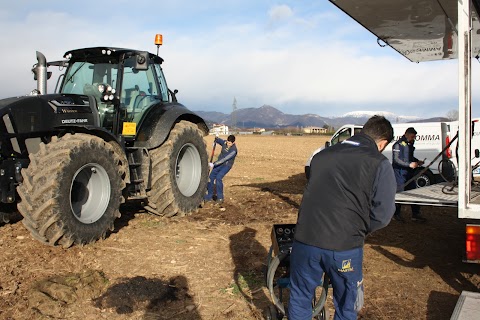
top-left (204, 135), bottom-right (237, 204)
top-left (392, 127), bottom-right (426, 222)
top-left (288, 116), bottom-right (397, 320)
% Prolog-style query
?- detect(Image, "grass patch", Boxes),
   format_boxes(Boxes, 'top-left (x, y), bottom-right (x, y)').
top-left (221, 272), bottom-right (263, 296)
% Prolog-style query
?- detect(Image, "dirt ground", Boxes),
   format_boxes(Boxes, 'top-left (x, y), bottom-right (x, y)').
top-left (1, 134), bottom-right (480, 320)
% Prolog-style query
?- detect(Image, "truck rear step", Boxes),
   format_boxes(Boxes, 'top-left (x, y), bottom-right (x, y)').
top-left (395, 182), bottom-right (480, 207)
top-left (450, 291), bottom-right (480, 320)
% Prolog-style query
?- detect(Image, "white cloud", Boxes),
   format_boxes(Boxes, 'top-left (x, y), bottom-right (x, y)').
top-left (0, 1), bottom-right (475, 119)
top-left (268, 5), bottom-right (294, 22)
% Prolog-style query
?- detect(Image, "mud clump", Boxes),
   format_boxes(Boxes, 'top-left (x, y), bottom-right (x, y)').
top-left (28, 269), bottom-right (108, 318)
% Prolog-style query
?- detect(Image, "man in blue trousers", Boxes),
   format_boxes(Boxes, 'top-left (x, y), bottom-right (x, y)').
top-left (204, 135), bottom-right (237, 204)
top-left (288, 116), bottom-right (397, 320)
top-left (392, 127), bottom-right (427, 222)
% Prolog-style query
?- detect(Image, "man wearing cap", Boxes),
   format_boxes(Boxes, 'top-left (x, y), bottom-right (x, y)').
top-left (288, 116), bottom-right (397, 320)
top-left (392, 127), bottom-right (427, 222)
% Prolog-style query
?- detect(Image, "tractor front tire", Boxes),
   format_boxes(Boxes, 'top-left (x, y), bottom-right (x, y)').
top-left (17, 133), bottom-right (126, 247)
top-left (148, 121), bottom-right (208, 217)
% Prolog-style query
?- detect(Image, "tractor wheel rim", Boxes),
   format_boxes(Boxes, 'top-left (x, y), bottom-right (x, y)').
top-left (70, 163), bottom-right (111, 224)
top-left (175, 143), bottom-right (201, 197)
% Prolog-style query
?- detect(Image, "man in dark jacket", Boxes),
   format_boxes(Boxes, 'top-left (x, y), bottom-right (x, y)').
top-left (392, 127), bottom-right (426, 222)
top-left (288, 115), bottom-right (396, 320)
top-left (204, 135), bottom-right (237, 203)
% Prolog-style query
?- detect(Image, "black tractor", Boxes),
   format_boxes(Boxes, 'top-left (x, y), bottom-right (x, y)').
top-left (0, 40), bottom-right (209, 247)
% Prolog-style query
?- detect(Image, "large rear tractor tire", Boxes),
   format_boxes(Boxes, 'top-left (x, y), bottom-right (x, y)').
top-left (17, 134), bottom-right (126, 247)
top-left (148, 121), bottom-right (208, 217)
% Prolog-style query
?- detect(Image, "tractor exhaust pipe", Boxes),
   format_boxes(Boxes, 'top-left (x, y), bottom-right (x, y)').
top-left (32, 51), bottom-right (47, 95)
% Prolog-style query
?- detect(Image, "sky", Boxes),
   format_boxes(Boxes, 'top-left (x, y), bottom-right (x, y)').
top-left (1, 0), bottom-right (478, 118)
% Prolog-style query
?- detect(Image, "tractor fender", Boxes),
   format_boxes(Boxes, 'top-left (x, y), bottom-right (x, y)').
top-left (55, 125), bottom-right (121, 145)
top-left (134, 103), bottom-right (208, 149)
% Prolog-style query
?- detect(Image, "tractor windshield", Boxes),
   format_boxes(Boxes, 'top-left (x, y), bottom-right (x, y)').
top-left (61, 61), bottom-right (120, 129)
top-left (121, 57), bottom-right (166, 124)
top-left (61, 62), bottom-right (119, 95)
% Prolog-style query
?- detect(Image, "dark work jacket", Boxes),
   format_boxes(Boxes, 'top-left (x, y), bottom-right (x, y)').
top-left (213, 137), bottom-right (237, 167)
top-left (392, 135), bottom-right (418, 183)
top-left (294, 133), bottom-right (396, 251)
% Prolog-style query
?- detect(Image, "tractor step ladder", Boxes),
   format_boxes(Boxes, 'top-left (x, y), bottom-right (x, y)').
top-left (125, 147), bottom-right (149, 199)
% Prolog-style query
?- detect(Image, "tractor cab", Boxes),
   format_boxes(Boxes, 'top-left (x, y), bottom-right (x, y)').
top-left (58, 47), bottom-right (171, 135)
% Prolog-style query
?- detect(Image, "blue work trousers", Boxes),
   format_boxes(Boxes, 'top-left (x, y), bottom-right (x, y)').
top-left (288, 241), bottom-right (364, 320)
top-left (205, 165), bottom-right (231, 201)
top-left (394, 169), bottom-right (420, 216)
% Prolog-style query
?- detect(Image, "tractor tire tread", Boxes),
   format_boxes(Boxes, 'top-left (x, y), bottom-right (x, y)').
top-left (17, 133), bottom-right (126, 247)
top-left (147, 121), bottom-right (207, 217)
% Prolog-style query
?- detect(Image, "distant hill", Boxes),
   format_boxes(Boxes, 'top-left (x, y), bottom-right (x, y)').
top-left (195, 105), bottom-right (330, 129)
top-left (194, 105), bottom-right (449, 130)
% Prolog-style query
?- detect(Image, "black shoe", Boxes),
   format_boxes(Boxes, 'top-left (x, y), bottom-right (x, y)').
top-left (411, 215), bottom-right (427, 223)
top-left (393, 215), bottom-right (405, 222)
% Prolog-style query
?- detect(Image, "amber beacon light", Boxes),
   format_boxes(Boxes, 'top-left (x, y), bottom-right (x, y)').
top-left (155, 34), bottom-right (163, 56)
top-left (155, 34), bottom-right (163, 46)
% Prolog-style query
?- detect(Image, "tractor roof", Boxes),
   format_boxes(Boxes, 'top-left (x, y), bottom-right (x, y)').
top-left (63, 47), bottom-right (164, 64)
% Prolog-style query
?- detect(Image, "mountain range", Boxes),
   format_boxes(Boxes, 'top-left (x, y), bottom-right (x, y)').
top-left (194, 105), bottom-right (449, 130)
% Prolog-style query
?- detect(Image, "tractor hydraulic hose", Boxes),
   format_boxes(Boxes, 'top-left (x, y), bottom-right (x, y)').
top-left (437, 159), bottom-right (457, 186)
top-left (266, 251), bottom-right (329, 317)
top-left (312, 273), bottom-right (330, 318)
top-left (266, 252), bottom-right (288, 315)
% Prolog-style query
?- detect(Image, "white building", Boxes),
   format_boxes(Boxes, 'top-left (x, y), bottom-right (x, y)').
top-left (209, 124), bottom-right (229, 135)
top-left (303, 126), bottom-right (327, 134)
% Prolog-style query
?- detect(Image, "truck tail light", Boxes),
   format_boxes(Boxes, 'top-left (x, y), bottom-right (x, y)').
top-left (465, 224), bottom-right (480, 262)
top-left (446, 136), bottom-right (452, 158)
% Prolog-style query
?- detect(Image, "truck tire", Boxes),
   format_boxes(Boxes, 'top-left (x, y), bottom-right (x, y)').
top-left (17, 133), bottom-right (126, 247)
top-left (148, 121), bottom-right (208, 217)
top-left (414, 169), bottom-right (435, 188)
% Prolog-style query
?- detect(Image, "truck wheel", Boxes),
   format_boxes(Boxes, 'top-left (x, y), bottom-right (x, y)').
top-left (414, 169), bottom-right (435, 188)
top-left (148, 121), bottom-right (208, 217)
top-left (17, 134), bottom-right (126, 247)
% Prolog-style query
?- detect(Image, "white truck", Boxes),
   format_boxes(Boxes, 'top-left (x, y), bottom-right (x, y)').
top-left (306, 121), bottom-right (480, 185)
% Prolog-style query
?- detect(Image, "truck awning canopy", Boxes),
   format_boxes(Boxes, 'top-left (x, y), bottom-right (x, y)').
top-left (329, 0), bottom-right (480, 62)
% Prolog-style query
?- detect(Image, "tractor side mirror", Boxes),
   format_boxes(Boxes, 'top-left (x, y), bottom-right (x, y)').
top-left (475, 149), bottom-right (480, 158)
top-left (325, 141), bottom-right (331, 148)
top-left (135, 52), bottom-right (149, 71)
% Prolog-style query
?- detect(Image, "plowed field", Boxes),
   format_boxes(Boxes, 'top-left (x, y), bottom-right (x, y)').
top-left (1, 135), bottom-right (479, 320)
